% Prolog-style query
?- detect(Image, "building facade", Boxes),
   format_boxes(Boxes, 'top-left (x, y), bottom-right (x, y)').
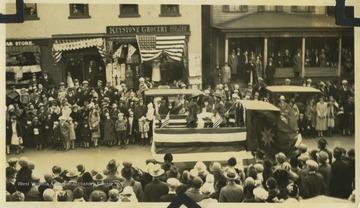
top-left (6, 4), bottom-right (202, 89)
top-left (202, 5), bottom-right (354, 87)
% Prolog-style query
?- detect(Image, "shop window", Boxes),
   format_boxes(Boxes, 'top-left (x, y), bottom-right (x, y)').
top-left (24, 3), bottom-right (39, 20)
top-left (257, 6), bottom-right (278, 12)
top-left (160, 5), bottom-right (180, 17)
top-left (69, 4), bottom-right (91, 19)
top-left (305, 38), bottom-right (339, 68)
top-left (291, 6), bottom-right (315, 13)
top-left (119, 4), bottom-right (140, 17)
top-left (223, 5), bottom-right (248, 12)
top-left (258, 6), bottom-right (265, 12)
top-left (275, 6), bottom-right (283, 12)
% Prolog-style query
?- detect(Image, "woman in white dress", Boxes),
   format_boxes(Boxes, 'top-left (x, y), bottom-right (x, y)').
top-left (316, 97), bottom-right (328, 137)
top-left (151, 59), bottom-right (161, 83)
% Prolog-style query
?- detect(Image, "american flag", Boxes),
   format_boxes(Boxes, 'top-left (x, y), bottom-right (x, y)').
top-left (136, 35), bottom-right (185, 62)
top-left (213, 116), bottom-right (223, 128)
top-left (113, 44), bottom-right (124, 58)
top-left (127, 43), bottom-right (137, 61)
top-left (160, 112), bottom-right (170, 129)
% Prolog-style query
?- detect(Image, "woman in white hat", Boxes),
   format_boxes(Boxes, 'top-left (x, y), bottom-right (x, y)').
top-left (277, 95), bottom-right (290, 123)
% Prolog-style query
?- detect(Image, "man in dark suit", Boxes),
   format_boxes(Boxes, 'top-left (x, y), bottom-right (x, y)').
top-left (330, 147), bottom-right (352, 199)
top-left (159, 178), bottom-right (180, 202)
top-left (228, 49), bottom-right (239, 81)
top-left (301, 160), bottom-right (326, 199)
top-left (143, 164), bottom-right (169, 202)
top-left (265, 57), bottom-right (276, 86)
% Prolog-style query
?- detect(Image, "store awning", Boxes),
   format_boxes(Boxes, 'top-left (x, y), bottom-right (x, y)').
top-left (52, 38), bottom-right (107, 64)
top-left (214, 12), bottom-right (353, 37)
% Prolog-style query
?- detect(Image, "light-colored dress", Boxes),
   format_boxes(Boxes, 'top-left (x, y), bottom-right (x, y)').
top-left (11, 122), bottom-right (19, 145)
top-left (151, 62), bottom-right (161, 82)
top-left (89, 110), bottom-right (101, 139)
top-left (316, 102), bottom-right (328, 131)
top-left (69, 122), bottom-right (76, 141)
top-left (327, 104), bottom-right (335, 128)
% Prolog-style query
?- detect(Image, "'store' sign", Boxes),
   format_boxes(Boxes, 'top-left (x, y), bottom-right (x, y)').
top-left (107, 25), bottom-right (190, 35)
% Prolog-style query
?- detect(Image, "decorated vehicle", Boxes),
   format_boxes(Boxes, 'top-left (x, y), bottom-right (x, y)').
top-left (145, 88), bottom-right (302, 165)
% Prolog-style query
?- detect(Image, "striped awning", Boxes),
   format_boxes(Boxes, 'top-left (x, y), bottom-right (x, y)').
top-left (52, 38), bottom-right (107, 64)
top-left (136, 35), bottom-right (186, 62)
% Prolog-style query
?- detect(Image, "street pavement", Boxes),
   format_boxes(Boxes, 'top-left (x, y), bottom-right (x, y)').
top-left (5, 134), bottom-right (355, 177)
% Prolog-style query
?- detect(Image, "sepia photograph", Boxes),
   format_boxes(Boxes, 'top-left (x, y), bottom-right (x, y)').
top-left (2, 0), bottom-right (358, 207)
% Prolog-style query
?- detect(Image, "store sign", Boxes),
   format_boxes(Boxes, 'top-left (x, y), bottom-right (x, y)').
top-left (107, 25), bottom-right (190, 35)
top-left (6, 41), bottom-right (34, 46)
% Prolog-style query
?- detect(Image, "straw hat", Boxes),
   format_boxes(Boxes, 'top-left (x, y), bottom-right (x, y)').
top-left (148, 164), bottom-right (164, 177)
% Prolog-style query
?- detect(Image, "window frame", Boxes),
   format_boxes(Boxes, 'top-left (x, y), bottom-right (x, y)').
top-left (119, 4), bottom-right (140, 18)
top-left (222, 5), bottom-right (248, 13)
top-left (68, 4), bottom-right (91, 19)
top-left (24, 3), bottom-right (40, 20)
top-left (291, 6), bottom-right (315, 13)
top-left (159, 5), bottom-right (181, 17)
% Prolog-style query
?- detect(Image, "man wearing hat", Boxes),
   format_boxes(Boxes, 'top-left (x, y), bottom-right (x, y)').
top-left (7, 158), bottom-right (18, 173)
top-left (301, 160), bottom-right (325, 199)
top-left (143, 164), bottom-right (169, 202)
top-left (329, 147), bottom-right (352, 199)
top-left (63, 169), bottom-right (81, 192)
top-left (219, 168), bottom-right (244, 202)
top-left (317, 138), bottom-right (332, 164)
top-left (159, 178), bottom-right (180, 202)
top-left (121, 161), bottom-right (144, 201)
top-left (252, 76), bottom-right (267, 100)
top-left (317, 151), bottom-right (331, 195)
top-left (185, 176), bottom-right (205, 202)
top-left (338, 79), bottom-right (350, 107)
top-left (104, 159), bottom-right (124, 183)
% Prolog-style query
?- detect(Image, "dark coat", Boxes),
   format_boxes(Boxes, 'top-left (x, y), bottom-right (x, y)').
top-left (15, 167), bottom-right (33, 194)
top-left (159, 193), bottom-right (177, 202)
top-left (103, 119), bottom-right (116, 142)
top-left (143, 178), bottom-right (169, 202)
top-left (301, 172), bottom-right (326, 199)
top-left (330, 159), bottom-right (352, 199)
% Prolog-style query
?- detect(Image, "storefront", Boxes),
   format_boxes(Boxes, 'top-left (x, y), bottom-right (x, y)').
top-left (51, 34), bottom-right (107, 87)
top-left (211, 12), bottom-right (354, 85)
top-left (106, 24), bottom-right (191, 89)
top-left (6, 39), bottom-right (52, 88)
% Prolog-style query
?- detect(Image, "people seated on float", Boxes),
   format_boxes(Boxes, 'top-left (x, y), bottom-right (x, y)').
top-left (211, 107), bottom-right (227, 128)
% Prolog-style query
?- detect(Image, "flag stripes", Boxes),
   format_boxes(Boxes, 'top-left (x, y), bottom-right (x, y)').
top-left (136, 35), bottom-right (185, 62)
top-left (160, 112), bottom-right (170, 129)
top-left (213, 116), bottom-right (224, 128)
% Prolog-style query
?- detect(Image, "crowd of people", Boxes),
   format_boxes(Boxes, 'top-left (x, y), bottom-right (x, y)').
top-left (5, 69), bottom-right (355, 154)
top-left (6, 141), bottom-right (355, 203)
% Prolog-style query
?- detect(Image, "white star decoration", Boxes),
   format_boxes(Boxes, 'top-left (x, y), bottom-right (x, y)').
top-left (261, 128), bottom-right (274, 146)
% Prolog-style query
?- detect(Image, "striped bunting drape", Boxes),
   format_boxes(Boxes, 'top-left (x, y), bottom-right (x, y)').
top-left (52, 38), bottom-right (107, 64)
top-left (136, 35), bottom-right (185, 62)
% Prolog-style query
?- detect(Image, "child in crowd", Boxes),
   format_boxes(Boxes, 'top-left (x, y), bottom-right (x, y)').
top-left (115, 113), bottom-right (127, 148)
top-left (68, 118), bottom-right (76, 150)
top-left (81, 120), bottom-right (91, 148)
top-left (139, 116), bottom-right (149, 146)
